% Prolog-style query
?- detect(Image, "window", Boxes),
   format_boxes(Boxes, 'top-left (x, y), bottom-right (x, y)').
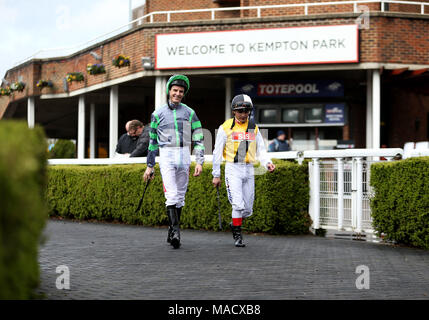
top-left (304, 107), bottom-right (323, 123)
top-left (259, 109), bottom-right (278, 123)
top-left (282, 108), bottom-right (299, 123)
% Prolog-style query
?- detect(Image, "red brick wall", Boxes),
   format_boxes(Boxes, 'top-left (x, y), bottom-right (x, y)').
top-left (1, 62), bottom-right (40, 105)
top-left (362, 17), bottom-right (429, 64)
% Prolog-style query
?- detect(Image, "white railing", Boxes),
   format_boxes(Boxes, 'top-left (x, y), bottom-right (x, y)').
top-left (406, 149), bottom-right (429, 158)
top-left (145, 0), bottom-right (428, 23)
top-left (48, 155), bottom-right (213, 165)
top-left (306, 148), bottom-right (403, 236)
top-left (403, 141), bottom-right (429, 158)
top-left (11, 0), bottom-right (429, 68)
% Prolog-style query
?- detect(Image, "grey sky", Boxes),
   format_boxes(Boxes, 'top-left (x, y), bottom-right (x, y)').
top-left (1, 0), bottom-right (146, 80)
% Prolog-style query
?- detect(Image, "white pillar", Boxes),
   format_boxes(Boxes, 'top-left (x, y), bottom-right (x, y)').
top-left (366, 70), bottom-right (373, 148)
top-left (312, 158), bottom-right (320, 230)
top-left (155, 76), bottom-right (166, 110)
top-left (77, 95), bottom-right (85, 159)
top-left (109, 85), bottom-right (119, 158)
top-left (89, 103), bottom-right (96, 159)
top-left (337, 158), bottom-right (344, 230)
top-left (27, 97), bottom-right (35, 128)
top-left (225, 77), bottom-right (232, 121)
top-left (372, 69), bottom-right (381, 149)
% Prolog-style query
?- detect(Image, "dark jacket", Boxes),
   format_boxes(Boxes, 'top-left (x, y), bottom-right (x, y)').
top-left (130, 125), bottom-right (151, 157)
top-left (268, 138), bottom-right (290, 152)
top-left (116, 133), bottom-right (138, 154)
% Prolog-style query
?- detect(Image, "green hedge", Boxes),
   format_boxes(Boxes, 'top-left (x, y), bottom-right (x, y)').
top-left (47, 160), bottom-right (311, 235)
top-left (370, 157), bottom-right (429, 249)
top-left (0, 121), bottom-right (48, 299)
top-left (49, 139), bottom-right (76, 159)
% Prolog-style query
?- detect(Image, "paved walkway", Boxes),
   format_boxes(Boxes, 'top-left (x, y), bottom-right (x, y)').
top-left (37, 219), bottom-right (429, 300)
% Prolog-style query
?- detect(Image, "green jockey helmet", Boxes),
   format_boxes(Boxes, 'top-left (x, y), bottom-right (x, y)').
top-left (166, 74), bottom-right (190, 95)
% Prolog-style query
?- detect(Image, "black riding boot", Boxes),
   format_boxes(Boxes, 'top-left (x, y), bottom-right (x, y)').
top-left (167, 207), bottom-right (182, 244)
top-left (167, 205), bottom-right (181, 249)
top-left (231, 224), bottom-right (245, 247)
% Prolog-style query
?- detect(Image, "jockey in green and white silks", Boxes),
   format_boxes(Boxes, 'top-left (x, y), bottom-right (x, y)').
top-left (144, 75), bottom-right (204, 249)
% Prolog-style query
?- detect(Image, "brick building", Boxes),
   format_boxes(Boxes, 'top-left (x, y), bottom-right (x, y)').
top-left (0, 0), bottom-right (428, 157)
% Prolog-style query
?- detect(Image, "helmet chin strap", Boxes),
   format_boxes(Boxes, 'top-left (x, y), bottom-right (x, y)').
top-left (234, 115), bottom-right (248, 124)
top-left (167, 96), bottom-right (182, 109)
top-left (233, 109), bottom-right (253, 124)
top-left (167, 99), bottom-right (176, 109)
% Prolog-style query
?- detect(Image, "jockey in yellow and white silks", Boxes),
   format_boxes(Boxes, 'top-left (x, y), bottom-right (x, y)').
top-left (212, 94), bottom-right (275, 247)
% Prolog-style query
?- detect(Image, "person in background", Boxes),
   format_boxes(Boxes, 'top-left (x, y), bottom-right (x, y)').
top-left (130, 121), bottom-right (151, 157)
top-left (268, 130), bottom-right (290, 152)
top-left (115, 120), bottom-right (142, 156)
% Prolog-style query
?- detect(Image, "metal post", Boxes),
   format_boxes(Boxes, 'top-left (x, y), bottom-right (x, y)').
top-left (109, 85), bottom-right (119, 158)
top-left (315, 127), bottom-right (319, 150)
top-left (351, 157), bottom-right (357, 230)
top-left (27, 97), bottom-right (35, 128)
top-left (225, 77), bottom-right (232, 121)
top-left (356, 157), bottom-right (363, 233)
top-left (77, 95), bottom-right (85, 159)
top-left (337, 158), bottom-right (344, 230)
top-left (312, 158), bottom-right (320, 230)
top-left (89, 103), bottom-right (96, 159)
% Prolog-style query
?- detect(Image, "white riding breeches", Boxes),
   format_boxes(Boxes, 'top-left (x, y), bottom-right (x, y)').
top-left (159, 147), bottom-right (191, 208)
top-left (225, 162), bottom-right (255, 219)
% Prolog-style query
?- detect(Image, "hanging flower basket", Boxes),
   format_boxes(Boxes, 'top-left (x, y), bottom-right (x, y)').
top-left (87, 64), bottom-right (106, 75)
top-left (112, 54), bottom-right (130, 68)
top-left (10, 81), bottom-right (26, 92)
top-left (36, 80), bottom-right (53, 89)
top-left (66, 72), bottom-right (84, 83)
top-left (0, 86), bottom-right (11, 96)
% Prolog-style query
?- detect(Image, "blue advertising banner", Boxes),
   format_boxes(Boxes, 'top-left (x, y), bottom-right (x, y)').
top-left (235, 80), bottom-right (344, 98)
top-left (324, 104), bottom-right (345, 124)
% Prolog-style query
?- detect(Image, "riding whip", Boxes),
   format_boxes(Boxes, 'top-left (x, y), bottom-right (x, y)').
top-left (135, 171), bottom-right (154, 214)
top-left (216, 185), bottom-right (223, 230)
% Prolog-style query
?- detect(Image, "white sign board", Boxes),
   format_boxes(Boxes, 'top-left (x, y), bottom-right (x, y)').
top-left (155, 24), bottom-right (359, 69)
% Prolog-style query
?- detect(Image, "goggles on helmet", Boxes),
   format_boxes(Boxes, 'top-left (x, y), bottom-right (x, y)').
top-left (232, 101), bottom-right (252, 111)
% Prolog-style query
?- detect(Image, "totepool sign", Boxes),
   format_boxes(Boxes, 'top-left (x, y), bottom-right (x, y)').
top-left (155, 24), bottom-right (359, 69)
top-left (235, 80), bottom-right (344, 98)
